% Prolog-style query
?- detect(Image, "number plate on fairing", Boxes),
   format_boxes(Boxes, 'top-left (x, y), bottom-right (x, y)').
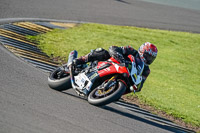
top-left (74, 73), bottom-right (92, 91)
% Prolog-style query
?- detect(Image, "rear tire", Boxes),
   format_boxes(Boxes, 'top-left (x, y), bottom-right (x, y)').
top-left (48, 67), bottom-right (72, 91)
top-left (88, 81), bottom-right (126, 106)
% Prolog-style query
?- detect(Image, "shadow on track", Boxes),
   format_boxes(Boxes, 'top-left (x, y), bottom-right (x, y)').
top-left (59, 90), bottom-right (194, 133)
top-left (101, 105), bottom-right (195, 133)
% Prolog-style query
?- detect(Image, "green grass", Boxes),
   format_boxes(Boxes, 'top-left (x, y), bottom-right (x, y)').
top-left (27, 23), bottom-right (200, 127)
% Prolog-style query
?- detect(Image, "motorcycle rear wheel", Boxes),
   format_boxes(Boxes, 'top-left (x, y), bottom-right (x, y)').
top-left (48, 67), bottom-right (72, 91)
top-left (88, 81), bottom-right (126, 106)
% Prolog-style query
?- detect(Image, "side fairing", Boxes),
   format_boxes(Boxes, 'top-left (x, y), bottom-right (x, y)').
top-left (97, 61), bottom-right (129, 77)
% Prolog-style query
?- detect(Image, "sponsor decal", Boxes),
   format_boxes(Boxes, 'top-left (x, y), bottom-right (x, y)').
top-left (90, 72), bottom-right (98, 80)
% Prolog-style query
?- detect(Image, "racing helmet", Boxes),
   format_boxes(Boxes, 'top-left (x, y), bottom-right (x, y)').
top-left (138, 42), bottom-right (158, 65)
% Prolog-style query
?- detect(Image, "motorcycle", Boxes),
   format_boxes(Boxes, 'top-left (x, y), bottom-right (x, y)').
top-left (48, 50), bottom-right (144, 106)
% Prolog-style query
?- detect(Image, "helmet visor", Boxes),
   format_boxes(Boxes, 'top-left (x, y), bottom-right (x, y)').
top-left (143, 53), bottom-right (156, 65)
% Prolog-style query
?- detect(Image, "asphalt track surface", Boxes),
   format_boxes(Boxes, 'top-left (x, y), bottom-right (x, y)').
top-left (0, 0), bottom-right (200, 33)
top-left (0, 0), bottom-right (199, 133)
top-left (0, 45), bottom-right (193, 133)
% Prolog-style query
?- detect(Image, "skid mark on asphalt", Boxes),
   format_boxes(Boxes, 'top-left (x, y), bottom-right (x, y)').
top-left (0, 22), bottom-right (78, 72)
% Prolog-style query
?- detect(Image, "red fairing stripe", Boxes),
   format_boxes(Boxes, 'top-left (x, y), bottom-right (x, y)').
top-left (109, 57), bottom-right (120, 64)
top-left (97, 61), bottom-right (129, 77)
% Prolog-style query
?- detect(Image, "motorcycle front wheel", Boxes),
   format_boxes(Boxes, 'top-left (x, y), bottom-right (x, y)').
top-left (48, 67), bottom-right (72, 91)
top-left (88, 81), bottom-right (126, 106)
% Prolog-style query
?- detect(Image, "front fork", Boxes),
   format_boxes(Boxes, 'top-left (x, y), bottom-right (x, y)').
top-left (103, 75), bottom-right (128, 91)
top-left (103, 75), bottom-right (138, 95)
top-left (103, 75), bottom-right (118, 91)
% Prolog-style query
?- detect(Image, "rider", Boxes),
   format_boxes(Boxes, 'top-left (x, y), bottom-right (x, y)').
top-left (72, 42), bottom-right (158, 93)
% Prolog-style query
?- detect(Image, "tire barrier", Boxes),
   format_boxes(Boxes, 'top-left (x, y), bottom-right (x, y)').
top-left (0, 21), bottom-right (78, 72)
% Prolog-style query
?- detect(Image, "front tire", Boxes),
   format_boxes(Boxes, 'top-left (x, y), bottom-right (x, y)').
top-left (88, 81), bottom-right (126, 106)
top-left (48, 67), bottom-right (72, 91)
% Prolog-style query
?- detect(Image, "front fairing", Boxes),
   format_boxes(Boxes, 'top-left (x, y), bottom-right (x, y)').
top-left (97, 60), bottom-right (129, 78)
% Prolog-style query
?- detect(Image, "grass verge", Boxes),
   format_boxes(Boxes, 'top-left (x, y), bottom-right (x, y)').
top-left (27, 23), bottom-right (200, 129)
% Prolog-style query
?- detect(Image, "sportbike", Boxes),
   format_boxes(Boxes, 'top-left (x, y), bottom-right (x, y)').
top-left (48, 50), bottom-right (144, 106)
